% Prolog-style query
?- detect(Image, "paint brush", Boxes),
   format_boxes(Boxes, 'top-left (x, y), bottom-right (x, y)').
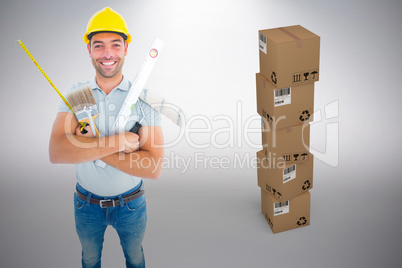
top-left (66, 84), bottom-right (101, 137)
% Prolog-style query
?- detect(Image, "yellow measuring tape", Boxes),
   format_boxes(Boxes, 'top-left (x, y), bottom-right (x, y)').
top-left (17, 40), bottom-right (76, 114)
top-left (17, 40), bottom-right (88, 131)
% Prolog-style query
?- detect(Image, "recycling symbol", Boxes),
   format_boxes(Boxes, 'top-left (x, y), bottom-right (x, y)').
top-left (302, 180), bottom-right (311, 190)
top-left (299, 110), bottom-right (311, 122)
top-left (271, 71), bottom-right (277, 85)
top-left (265, 213), bottom-right (274, 227)
top-left (297, 217), bottom-right (307, 226)
top-left (262, 110), bottom-right (272, 122)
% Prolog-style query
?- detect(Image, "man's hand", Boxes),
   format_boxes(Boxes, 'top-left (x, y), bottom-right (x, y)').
top-left (75, 124), bottom-right (94, 137)
top-left (101, 126), bottom-right (164, 179)
top-left (75, 125), bottom-right (140, 153)
top-left (118, 131), bottom-right (140, 153)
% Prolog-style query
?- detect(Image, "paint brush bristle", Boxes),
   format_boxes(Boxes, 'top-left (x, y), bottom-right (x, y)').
top-left (66, 85), bottom-right (96, 113)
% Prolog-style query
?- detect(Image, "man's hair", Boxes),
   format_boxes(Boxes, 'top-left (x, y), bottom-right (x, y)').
top-left (88, 31), bottom-right (128, 44)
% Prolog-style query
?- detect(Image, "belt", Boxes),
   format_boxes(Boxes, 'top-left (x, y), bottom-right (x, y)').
top-left (76, 183), bottom-right (144, 208)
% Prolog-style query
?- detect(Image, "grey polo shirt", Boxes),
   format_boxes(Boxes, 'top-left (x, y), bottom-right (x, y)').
top-left (57, 76), bottom-right (161, 196)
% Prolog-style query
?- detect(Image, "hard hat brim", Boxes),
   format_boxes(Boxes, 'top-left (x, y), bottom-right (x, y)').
top-left (83, 30), bottom-right (132, 44)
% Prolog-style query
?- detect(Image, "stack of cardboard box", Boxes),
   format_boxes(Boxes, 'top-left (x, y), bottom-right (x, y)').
top-left (256, 25), bottom-right (320, 233)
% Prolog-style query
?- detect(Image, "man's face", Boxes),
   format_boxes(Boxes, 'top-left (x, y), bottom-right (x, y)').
top-left (87, 32), bottom-right (128, 79)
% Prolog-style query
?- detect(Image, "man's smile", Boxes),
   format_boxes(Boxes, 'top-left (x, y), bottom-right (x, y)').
top-left (100, 61), bottom-right (117, 66)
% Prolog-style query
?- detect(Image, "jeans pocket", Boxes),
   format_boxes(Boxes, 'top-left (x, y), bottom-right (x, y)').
top-left (126, 195), bottom-right (146, 211)
top-left (74, 192), bottom-right (85, 210)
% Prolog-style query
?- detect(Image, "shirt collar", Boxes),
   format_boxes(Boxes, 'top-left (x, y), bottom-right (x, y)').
top-left (89, 76), bottom-right (130, 92)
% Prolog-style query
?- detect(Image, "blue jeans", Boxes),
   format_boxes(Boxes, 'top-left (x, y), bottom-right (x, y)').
top-left (74, 183), bottom-right (147, 268)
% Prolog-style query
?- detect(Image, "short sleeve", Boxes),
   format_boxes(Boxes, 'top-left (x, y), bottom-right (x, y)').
top-left (138, 99), bottom-right (162, 127)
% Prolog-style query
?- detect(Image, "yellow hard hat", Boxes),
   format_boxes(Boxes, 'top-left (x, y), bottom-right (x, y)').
top-left (83, 7), bottom-right (132, 44)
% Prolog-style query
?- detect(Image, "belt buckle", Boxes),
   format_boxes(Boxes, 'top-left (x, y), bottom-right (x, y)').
top-left (99, 199), bottom-right (115, 208)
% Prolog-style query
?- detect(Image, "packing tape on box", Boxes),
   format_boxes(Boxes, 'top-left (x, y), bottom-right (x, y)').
top-left (263, 78), bottom-right (268, 88)
top-left (279, 27), bottom-right (302, 48)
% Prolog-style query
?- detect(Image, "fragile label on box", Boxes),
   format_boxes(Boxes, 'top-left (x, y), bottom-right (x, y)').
top-left (266, 185), bottom-right (283, 200)
top-left (262, 109), bottom-right (273, 124)
top-left (274, 87), bottom-right (291, 107)
top-left (259, 32), bottom-right (267, 54)
top-left (292, 69), bottom-right (319, 84)
top-left (283, 164), bottom-right (296, 183)
top-left (274, 200), bottom-right (289, 216)
top-left (282, 152), bottom-right (309, 162)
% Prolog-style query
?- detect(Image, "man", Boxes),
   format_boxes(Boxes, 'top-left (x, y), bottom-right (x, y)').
top-left (49, 7), bottom-right (164, 268)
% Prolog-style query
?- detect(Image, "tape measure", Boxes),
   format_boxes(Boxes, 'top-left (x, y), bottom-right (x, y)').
top-left (109, 38), bottom-right (165, 135)
top-left (17, 40), bottom-right (75, 114)
top-left (18, 40), bottom-right (89, 131)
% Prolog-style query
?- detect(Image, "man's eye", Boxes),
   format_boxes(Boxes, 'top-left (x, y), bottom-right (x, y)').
top-left (114, 44), bottom-right (121, 48)
top-left (94, 45), bottom-right (102, 49)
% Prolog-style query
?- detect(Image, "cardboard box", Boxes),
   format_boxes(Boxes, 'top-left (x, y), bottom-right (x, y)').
top-left (256, 72), bottom-right (314, 129)
top-left (257, 150), bottom-right (313, 201)
top-left (261, 189), bottom-right (310, 234)
top-left (261, 119), bottom-right (310, 162)
top-left (259, 25), bottom-right (320, 88)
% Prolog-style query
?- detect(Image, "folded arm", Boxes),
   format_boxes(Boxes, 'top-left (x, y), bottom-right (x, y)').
top-left (101, 126), bottom-right (164, 179)
top-left (49, 112), bottom-right (164, 179)
top-left (49, 112), bottom-right (139, 164)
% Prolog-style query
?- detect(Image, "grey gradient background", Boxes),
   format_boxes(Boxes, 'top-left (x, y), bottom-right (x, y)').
top-left (1, 0), bottom-right (401, 267)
